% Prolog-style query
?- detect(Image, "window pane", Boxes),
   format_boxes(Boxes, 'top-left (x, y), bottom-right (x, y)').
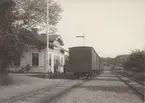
top-left (32, 53), bottom-right (39, 66)
top-left (49, 54), bottom-right (51, 66)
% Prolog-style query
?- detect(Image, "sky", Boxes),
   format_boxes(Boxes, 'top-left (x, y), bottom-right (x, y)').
top-left (56, 0), bottom-right (145, 57)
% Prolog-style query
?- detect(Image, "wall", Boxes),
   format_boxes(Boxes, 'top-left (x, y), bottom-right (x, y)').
top-left (20, 49), bottom-right (46, 73)
top-left (20, 47), bottom-right (65, 73)
top-left (49, 48), bottom-right (65, 73)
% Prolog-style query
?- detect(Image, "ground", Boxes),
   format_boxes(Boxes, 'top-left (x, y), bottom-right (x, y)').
top-left (0, 71), bottom-right (144, 103)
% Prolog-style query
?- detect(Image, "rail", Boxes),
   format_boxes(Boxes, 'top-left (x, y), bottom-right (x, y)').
top-left (113, 72), bottom-right (144, 100)
top-left (122, 74), bottom-right (144, 85)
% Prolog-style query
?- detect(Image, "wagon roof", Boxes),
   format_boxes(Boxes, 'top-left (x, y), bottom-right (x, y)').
top-left (69, 46), bottom-right (100, 57)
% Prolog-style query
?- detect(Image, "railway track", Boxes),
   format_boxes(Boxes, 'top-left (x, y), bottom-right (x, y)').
top-left (121, 74), bottom-right (145, 85)
top-left (0, 80), bottom-right (70, 103)
top-left (113, 72), bottom-right (144, 100)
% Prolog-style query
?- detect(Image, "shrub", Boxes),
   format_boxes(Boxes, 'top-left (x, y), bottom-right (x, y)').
top-left (123, 50), bottom-right (145, 73)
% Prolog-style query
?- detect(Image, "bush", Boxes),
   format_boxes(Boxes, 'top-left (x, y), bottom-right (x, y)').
top-left (123, 50), bottom-right (145, 73)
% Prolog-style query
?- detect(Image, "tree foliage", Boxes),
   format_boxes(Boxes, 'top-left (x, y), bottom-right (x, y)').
top-left (14, 0), bottom-right (63, 32)
top-left (123, 50), bottom-right (145, 72)
top-left (112, 55), bottom-right (128, 66)
top-left (0, 0), bottom-right (18, 73)
top-left (101, 55), bottom-right (128, 67)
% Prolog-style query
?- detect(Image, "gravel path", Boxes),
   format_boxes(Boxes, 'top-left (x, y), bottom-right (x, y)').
top-left (50, 71), bottom-right (144, 103)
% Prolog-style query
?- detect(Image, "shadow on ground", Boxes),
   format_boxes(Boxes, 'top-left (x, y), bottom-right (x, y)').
top-left (27, 74), bottom-right (78, 80)
top-left (79, 85), bottom-right (134, 94)
top-left (92, 78), bottom-right (121, 81)
top-left (27, 73), bottom-right (101, 80)
top-left (98, 75), bottom-right (117, 77)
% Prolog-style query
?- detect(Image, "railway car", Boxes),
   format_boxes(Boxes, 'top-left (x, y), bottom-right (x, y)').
top-left (69, 46), bottom-right (101, 78)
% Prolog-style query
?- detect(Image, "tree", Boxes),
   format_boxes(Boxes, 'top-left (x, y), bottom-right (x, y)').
top-left (112, 55), bottom-right (128, 67)
top-left (0, 0), bottom-right (19, 84)
top-left (0, 0), bottom-right (17, 73)
top-left (0, 0), bottom-right (63, 84)
top-left (123, 50), bottom-right (145, 72)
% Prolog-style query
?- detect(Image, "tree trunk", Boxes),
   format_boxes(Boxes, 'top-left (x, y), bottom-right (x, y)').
top-left (0, 60), bottom-right (9, 85)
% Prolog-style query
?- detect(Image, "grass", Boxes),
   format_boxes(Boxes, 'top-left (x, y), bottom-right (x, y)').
top-left (115, 69), bottom-right (145, 82)
top-left (132, 73), bottom-right (145, 81)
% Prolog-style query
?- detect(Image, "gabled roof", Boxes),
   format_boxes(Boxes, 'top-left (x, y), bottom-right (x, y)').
top-left (38, 34), bottom-right (64, 46)
top-left (49, 35), bottom-right (60, 42)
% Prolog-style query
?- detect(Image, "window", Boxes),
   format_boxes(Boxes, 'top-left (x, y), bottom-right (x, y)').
top-left (61, 57), bottom-right (63, 65)
top-left (49, 54), bottom-right (51, 66)
top-left (54, 55), bottom-right (60, 65)
top-left (32, 53), bottom-right (39, 66)
top-left (54, 55), bottom-right (57, 65)
top-left (60, 49), bottom-right (64, 54)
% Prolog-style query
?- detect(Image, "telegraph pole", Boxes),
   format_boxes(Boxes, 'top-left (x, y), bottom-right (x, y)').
top-left (46, 0), bottom-right (49, 72)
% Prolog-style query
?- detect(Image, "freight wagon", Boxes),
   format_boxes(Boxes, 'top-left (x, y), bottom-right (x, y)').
top-left (69, 46), bottom-right (101, 78)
